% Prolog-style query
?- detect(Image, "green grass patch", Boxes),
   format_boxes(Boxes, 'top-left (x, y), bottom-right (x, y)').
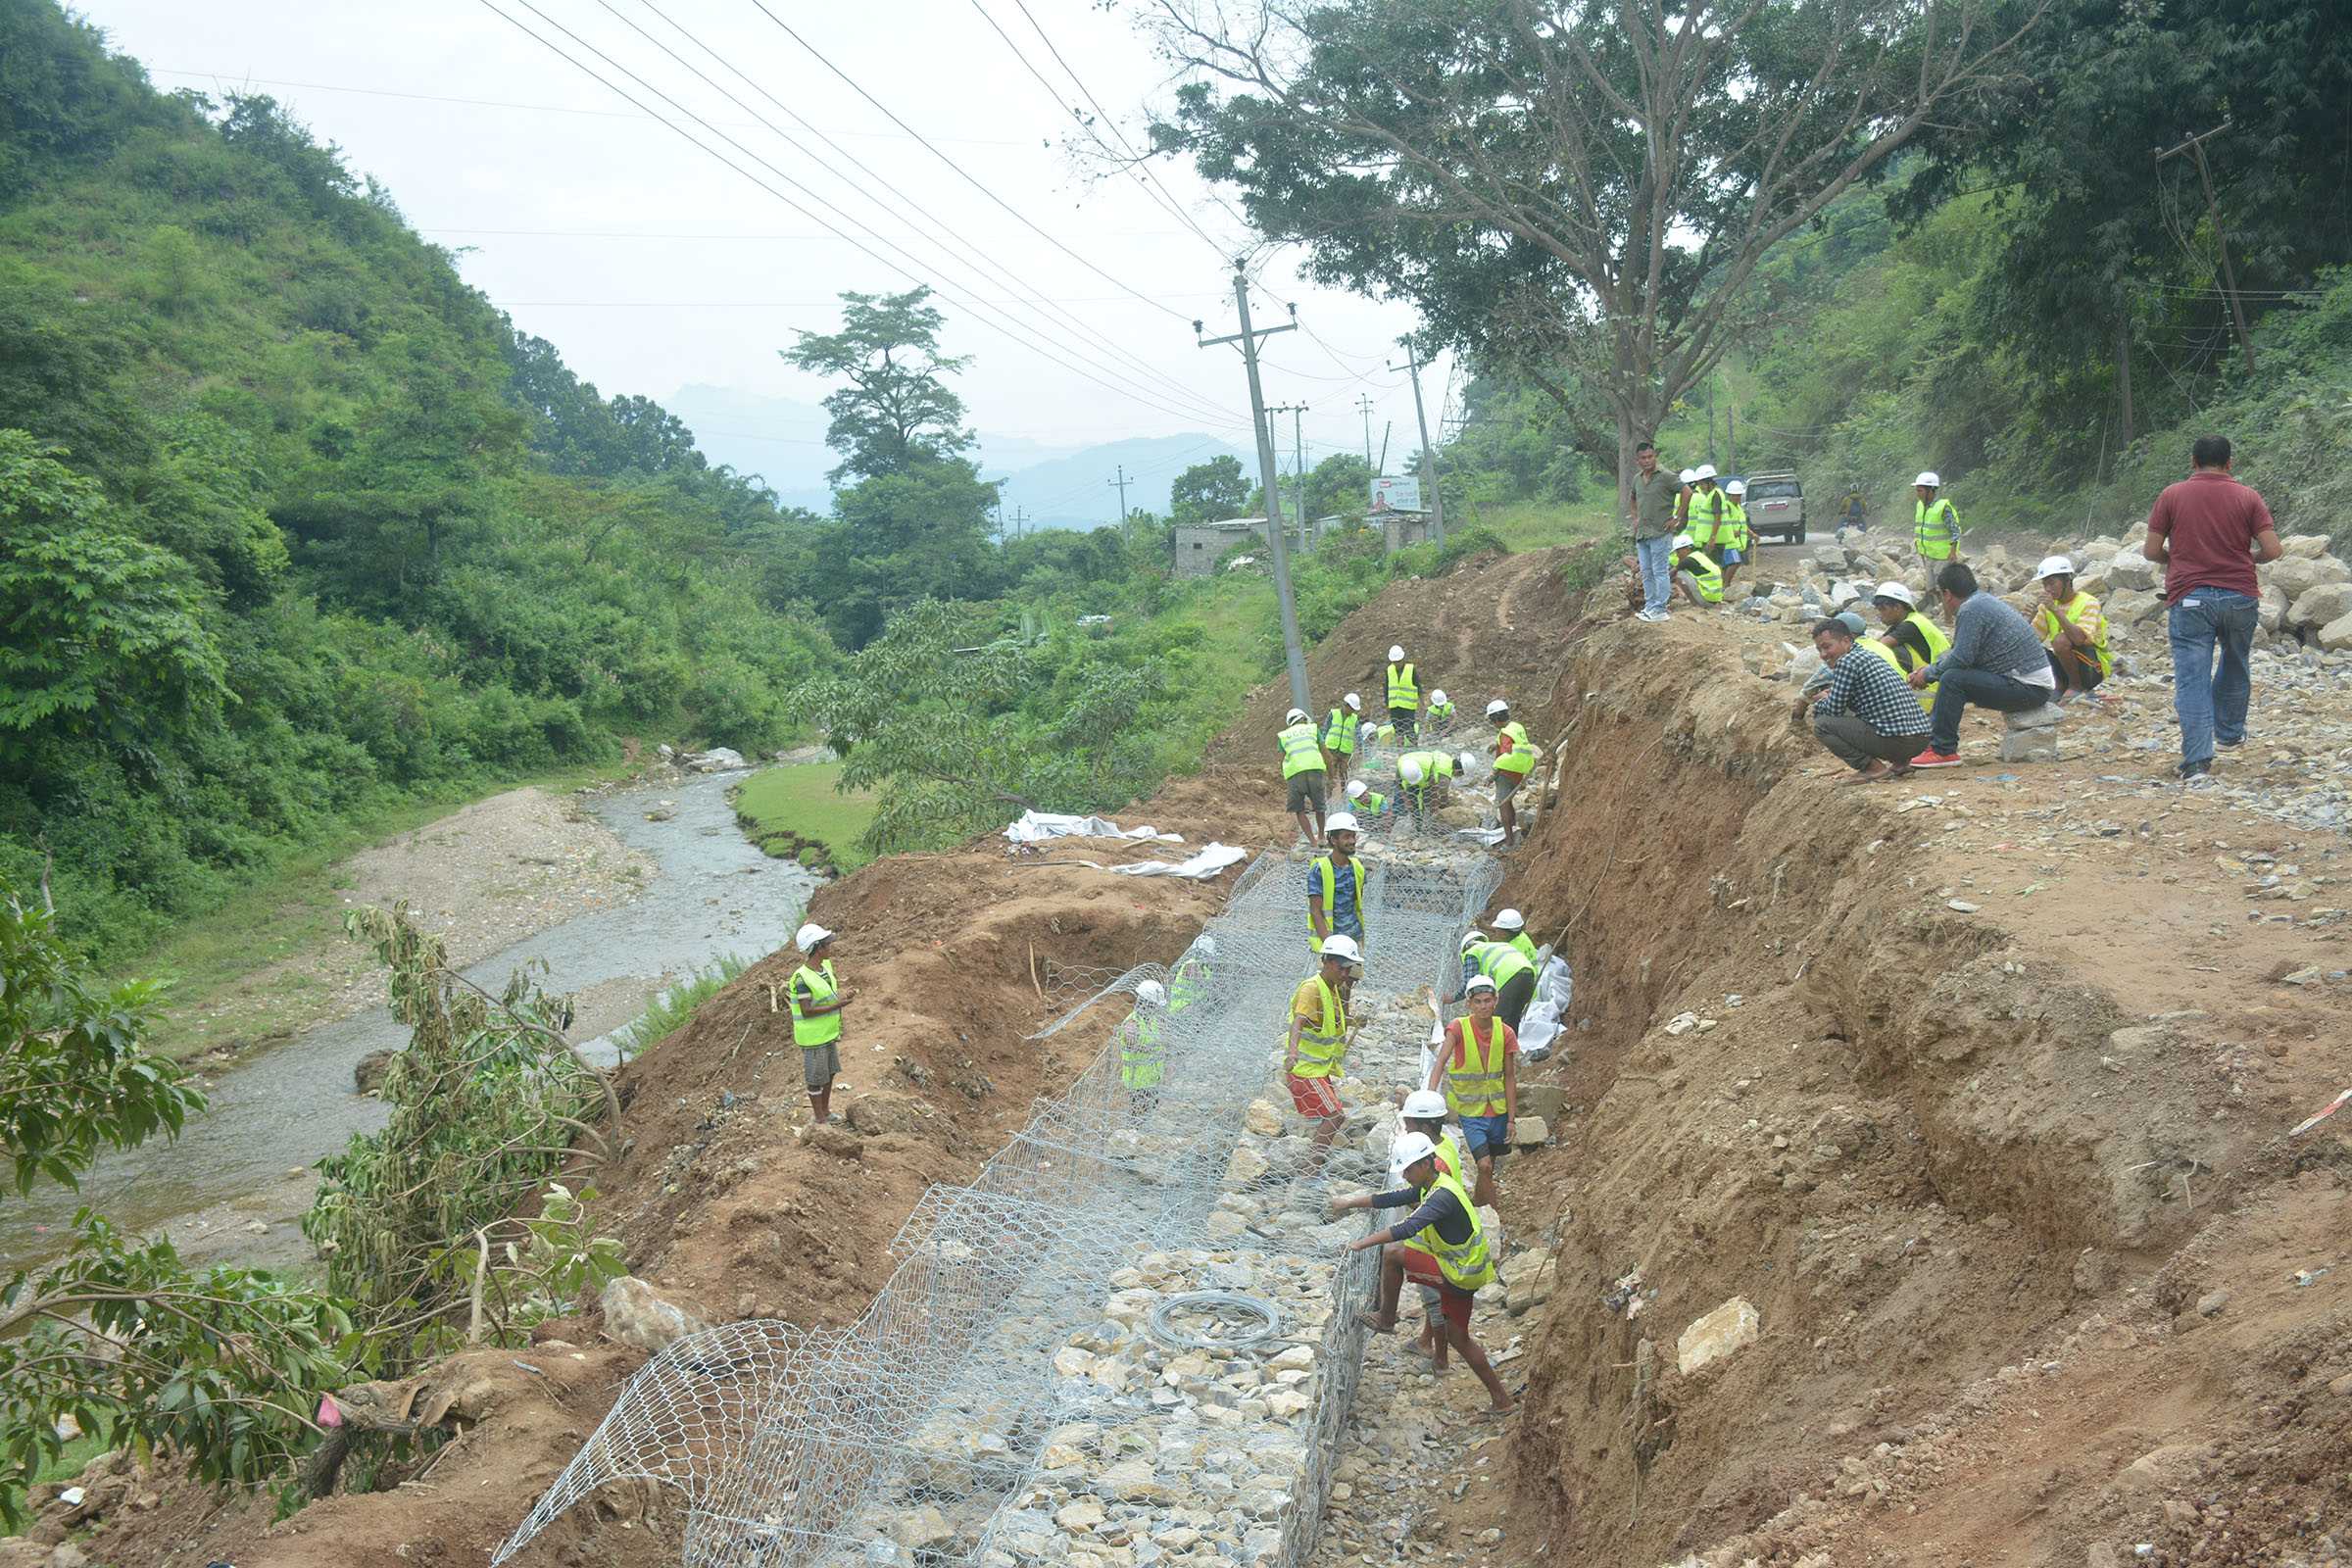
top-left (1470, 496), bottom-right (1623, 553)
top-left (611, 955), bottom-right (751, 1062)
top-left (733, 761), bottom-right (881, 874)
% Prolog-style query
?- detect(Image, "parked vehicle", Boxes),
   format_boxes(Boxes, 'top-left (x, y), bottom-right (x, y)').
top-left (1742, 472), bottom-right (1806, 544)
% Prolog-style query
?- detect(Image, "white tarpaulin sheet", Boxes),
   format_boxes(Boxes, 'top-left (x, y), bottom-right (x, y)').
top-left (1517, 955), bottom-right (1575, 1059)
top-left (1003, 810), bottom-right (1182, 846)
top-left (1097, 842), bottom-right (1248, 879)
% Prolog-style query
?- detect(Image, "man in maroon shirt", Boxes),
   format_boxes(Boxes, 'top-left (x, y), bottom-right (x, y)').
top-left (2144, 435), bottom-right (2283, 786)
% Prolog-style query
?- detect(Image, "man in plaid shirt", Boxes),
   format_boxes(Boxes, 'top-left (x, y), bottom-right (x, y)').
top-left (1805, 616), bottom-right (1931, 783)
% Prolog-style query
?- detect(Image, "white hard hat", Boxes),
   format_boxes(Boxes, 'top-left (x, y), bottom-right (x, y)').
top-left (1400, 759), bottom-right (1425, 784)
top-left (1493, 907), bottom-right (1524, 932)
top-left (1358, 720), bottom-right (1377, 743)
top-left (1430, 688), bottom-right (1448, 705)
top-left (1389, 644), bottom-right (1406, 662)
top-left (1464, 973), bottom-right (1497, 995)
top-left (1324, 811), bottom-right (1360, 835)
top-left (1347, 779), bottom-right (1368, 801)
top-left (1872, 580), bottom-right (1917, 608)
top-left (1455, 751), bottom-right (1477, 775)
top-left (1726, 478), bottom-right (1745, 496)
top-left (1401, 1089), bottom-right (1448, 1121)
top-left (1344, 692), bottom-right (1361, 711)
top-left (1695, 464), bottom-right (1718, 481)
top-left (1392, 1130), bottom-right (1440, 1172)
top-left (796, 923), bottom-right (834, 951)
top-left (1673, 532), bottom-right (1695, 551)
top-left (1285, 707), bottom-right (1308, 724)
top-left (1460, 929), bottom-right (1486, 951)
top-left (1318, 933), bottom-right (1361, 963)
top-left (1485, 698), bottom-right (1509, 718)
top-left (2036, 555), bottom-right (2076, 581)
top-left (1914, 470), bottom-right (1940, 488)
top-left (1193, 934), bottom-right (1217, 958)
top-left (1678, 467), bottom-right (1697, 484)
top-left (1135, 980), bottom-right (1167, 1007)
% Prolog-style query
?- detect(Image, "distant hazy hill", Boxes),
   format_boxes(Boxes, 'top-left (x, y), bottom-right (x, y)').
top-left (990, 433), bottom-right (1252, 530)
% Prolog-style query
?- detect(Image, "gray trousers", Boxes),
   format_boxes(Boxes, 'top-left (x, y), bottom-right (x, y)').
top-left (1813, 710), bottom-right (1926, 770)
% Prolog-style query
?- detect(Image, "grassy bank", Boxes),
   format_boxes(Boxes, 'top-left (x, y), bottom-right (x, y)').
top-left (733, 762), bottom-right (882, 875)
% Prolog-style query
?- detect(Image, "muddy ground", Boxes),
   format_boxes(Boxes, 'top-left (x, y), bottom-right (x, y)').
top-left (60, 545), bottom-right (2352, 1568)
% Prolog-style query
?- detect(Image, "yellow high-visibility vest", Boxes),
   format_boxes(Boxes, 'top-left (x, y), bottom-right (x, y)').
top-left (1443, 1014), bottom-right (1509, 1117)
top-left (1287, 975), bottom-right (1348, 1079)
top-left (1494, 719), bottom-right (1535, 776)
top-left (1278, 721), bottom-right (1324, 779)
top-left (1321, 708), bottom-right (1356, 755)
top-left (1414, 1167), bottom-right (1494, 1292)
top-left (788, 960), bottom-right (841, 1049)
top-left (1915, 496), bottom-right (1960, 559)
top-left (1387, 662), bottom-right (1419, 710)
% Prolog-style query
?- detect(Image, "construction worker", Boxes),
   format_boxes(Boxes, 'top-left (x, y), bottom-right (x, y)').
top-left (1486, 699), bottom-right (1536, 849)
top-left (1675, 467), bottom-right (1698, 533)
top-left (1385, 645), bottom-right (1420, 739)
top-left (1427, 972), bottom-right (1518, 1206)
top-left (1687, 464), bottom-right (1727, 554)
top-left (1346, 777), bottom-right (1390, 818)
top-left (1396, 750), bottom-right (1477, 824)
top-left (1284, 933), bottom-right (1359, 1162)
top-left (787, 922), bottom-right (853, 1125)
top-left (1330, 1130), bottom-right (1512, 1413)
top-left (1306, 811), bottom-right (1368, 957)
top-left (1913, 470), bottom-right (1962, 575)
top-left (1425, 689), bottom-right (1456, 728)
top-left (1453, 928), bottom-right (1538, 1033)
top-left (1277, 706), bottom-right (1328, 846)
top-left (1670, 533), bottom-right (1724, 608)
top-left (1395, 1088), bottom-right (1469, 1370)
top-left (1870, 580), bottom-right (1948, 705)
top-left (1118, 979), bottom-right (1167, 1103)
top-left (1491, 907), bottom-right (1539, 969)
top-left (2032, 555), bottom-right (2112, 701)
top-left (1169, 936), bottom-right (1212, 1012)
top-left (1719, 478), bottom-right (1751, 593)
top-left (1322, 692), bottom-right (1363, 791)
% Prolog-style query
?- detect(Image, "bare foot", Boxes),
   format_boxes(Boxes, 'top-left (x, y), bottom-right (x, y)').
top-left (1836, 763), bottom-right (1889, 786)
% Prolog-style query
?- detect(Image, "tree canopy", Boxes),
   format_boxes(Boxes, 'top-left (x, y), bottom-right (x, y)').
top-left (781, 287), bottom-right (974, 483)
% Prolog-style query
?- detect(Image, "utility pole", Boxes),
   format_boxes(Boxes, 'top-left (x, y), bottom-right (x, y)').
top-left (1268, 402), bottom-right (1307, 549)
top-left (1009, 505), bottom-right (1028, 541)
top-left (1706, 384), bottom-right (1717, 467)
top-left (1726, 402), bottom-right (1737, 474)
top-left (1107, 464), bottom-right (1132, 541)
top-left (2155, 122), bottom-right (2258, 375)
top-left (2116, 288), bottom-right (2136, 453)
top-left (1388, 338), bottom-right (1446, 549)
top-left (1377, 421), bottom-right (1391, 475)
top-left (1355, 394), bottom-right (1375, 472)
top-left (1197, 269), bottom-right (1310, 715)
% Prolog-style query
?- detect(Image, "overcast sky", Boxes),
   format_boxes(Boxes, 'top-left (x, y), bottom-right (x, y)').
top-left (75, 0), bottom-right (1452, 473)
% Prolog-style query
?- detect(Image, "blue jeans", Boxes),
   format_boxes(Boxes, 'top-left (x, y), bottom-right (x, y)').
top-left (1461, 1114), bottom-right (1511, 1161)
top-left (2168, 589), bottom-right (2257, 771)
top-left (1636, 534), bottom-right (1674, 613)
top-left (1928, 666), bottom-right (2051, 754)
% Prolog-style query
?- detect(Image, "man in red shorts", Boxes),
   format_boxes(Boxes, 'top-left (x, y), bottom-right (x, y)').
top-left (1330, 1131), bottom-right (1512, 1413)
top-left (1283, 934), bottom-right (1358, 1166)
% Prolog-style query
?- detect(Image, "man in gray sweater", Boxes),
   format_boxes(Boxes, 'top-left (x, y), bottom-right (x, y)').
top-left (1904, 563), bottom-right (2057, 766)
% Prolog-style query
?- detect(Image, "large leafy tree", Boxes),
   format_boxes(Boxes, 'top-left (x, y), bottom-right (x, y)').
top-left (1169, 454), bottom-right (1250, 523)
top-left (1144, 0), bottom-right (2048, 494)
top-left (781, 287), bottom-right (973, 483)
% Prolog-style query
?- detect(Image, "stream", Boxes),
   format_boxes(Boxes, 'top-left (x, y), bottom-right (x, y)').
top-left (0, 769), bottom-right (815, 1274)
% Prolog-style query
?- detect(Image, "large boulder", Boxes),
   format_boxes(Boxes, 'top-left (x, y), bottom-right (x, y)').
top-left (2320, 611), bottom-right (2352, 655)
top-left (2266, 555), bottom-right (2352, 600)
top-left (2103, 587), bottom-right (2162, 628)
top-left (2280, 533), bottom-right (2332, 559)
top-left (599, 1276), bottom-right (710, 1354)
top-left (2103, 549), bottom-right (2160, 592)
top-left (2259, 583), bottom-right (2289, 633)
top-left (2287, 581), bottom-right (2352, 631)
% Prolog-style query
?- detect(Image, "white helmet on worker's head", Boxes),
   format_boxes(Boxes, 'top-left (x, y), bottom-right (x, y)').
top-left (1464, 973), bottom-right (1497, 995)
top-left (1726, 478), bottom-right (1746, 496)
top-left (2036, 555), bottom-right (2076, 582)
top-left (1392, 1131), bottom-right (1440, 1174)
top-left (1135, 980), bottom-right (1167, 1008)
top-left (1459, 929), bottom-right (1486, 951)
top-left (1285, 707), bottom-right (1308, 724)
top-left (1695, 464), bottom-right (1718, 481)
top-left (1872, 580), bottom-right (1917, 609)
top-left (1358, 720), bottom-right (1378, 744)
top-left (1343, 692), bottom-right (1361, 711)
top-left (1486, 698), bottom-right (1510, 718)
top-left (1324, 811), bottom-right (1360, 836)
top-left (1192, 934), bottom-right (1217, 959)
top-left (1318, 932), bottom-right (1361, 964)
top-left (1347, 779), bottom-right (1369, 801)
top-left (796, 922), bottom-right (834, 951)
top-left (1400, 758), bottom-right (1426, 785)
top-left (1430, 687), bottom-right (1448, 705)
top-left (1455, 751), bottom-right (1477, 776)
top-left (1493, 907), bottom-right (1524, 932)
top-left (1673, 532), bottom-right (1695, 551)
top-left (1914, 470), bottom-right (1941, 489)
top-left (1389, 644), bottom-right (1406, 662)
top-left (1679, 467), bottom-right (1697, 484)
top-left (1401, 1088), bottom-right (1449, 1121)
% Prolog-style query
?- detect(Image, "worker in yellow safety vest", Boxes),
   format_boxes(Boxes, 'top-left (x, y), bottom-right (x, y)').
top-left (1486, 698), bottom-right (1537, 849)
top-left (1912, 470), bottom-right (1962, 571)
top-left (1169, 937), bottom-right (1212, 1013)
top-left (1328, 1130), bottom-right (1512, 1413)
top-left (1277, 706), bottom-right (1329, 847)
top-left (1118, 979), bottom-right (1167, 1099)
top-left (1719, 478), bottom-right (1751, 593)
top-left (1321, 692), bottom-right (1362, 791)
top-left (1453, 929), bottom-right (1538, 1032)
top-left (1385, 645), bottom-right (1420, 739)
top-left (1868, 580), bottom-right (1948, 706)
top-left (1306, 812), bottom-right (1368, 957)
top-left (1346, 778), bottom-right (1390, 818)
top-left (1393, 1088), bottom-right (1470, 1369)
top-left (1670, 534), bottom-right (1724, 607)
top-left (1432, 972), bottom-right (1520, 1205)
top-left (1490, 907), bottom-right (1539, 970)
top-left (787, 922), bottom-right (854, 1125)
top-left (1425, 689), bottom-right (1456, 727)
top-left (1283, 934), bottom-right (1359, 1165)
top-left (1687, 465), bottom-right (1728, 552)
top-left (1396, 749), bottom-right (1476, 821)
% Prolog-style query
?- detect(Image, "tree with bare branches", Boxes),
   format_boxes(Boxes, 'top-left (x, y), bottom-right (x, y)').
top-left (1141, 0), bottom-right (2048, 500)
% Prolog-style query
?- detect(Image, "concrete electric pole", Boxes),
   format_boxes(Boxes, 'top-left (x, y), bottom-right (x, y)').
top-left (1389, 338), bottom-right (1447, 550)
top-left (1107, 464), bottom-right (1132, 540)
top-left (2155, 122), bottom-right (2259, 376)
top-left (1268, 402), bottom-right (1307, 550)
top-left (1197, 269), bottom-right (1311, 716)
top-left (1356, 393), bottom-right (1375, 472)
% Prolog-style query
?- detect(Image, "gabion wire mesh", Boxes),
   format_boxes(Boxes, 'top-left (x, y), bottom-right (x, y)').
top-left (493, 839), bottom-right (1503, 1568)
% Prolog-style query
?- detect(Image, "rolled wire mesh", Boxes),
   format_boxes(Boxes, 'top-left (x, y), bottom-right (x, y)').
top-left (493, 840), bottom-right (1503, 1568)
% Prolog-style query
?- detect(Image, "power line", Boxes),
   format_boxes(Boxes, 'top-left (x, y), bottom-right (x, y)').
top-left (492, 294), bottom-right (1226, 307)
top-left (476, 0), bottom-right (1249, 434)
top-left (421, 225), bottom-right (1195, 241)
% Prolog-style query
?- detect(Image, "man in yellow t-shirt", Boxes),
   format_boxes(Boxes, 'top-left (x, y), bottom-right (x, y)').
top-left (2032, 555), bottom-right (2111, 701)
top-left (1283, 935), bottom-right (1358, 1166)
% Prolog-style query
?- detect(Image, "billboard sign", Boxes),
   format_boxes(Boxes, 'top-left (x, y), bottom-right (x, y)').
top-left (1369, 475), bottom-right (1424, 514)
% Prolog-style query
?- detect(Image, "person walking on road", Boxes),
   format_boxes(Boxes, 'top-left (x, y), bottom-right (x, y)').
top-left (1486, 699), bottom-right (1536, 849)
top-left (787, 923), bottom-right (854, 1125)
top-left (1804, 616), bottom-right (1932, 783)
top-left (1277, 706), bottom-right (1329, 845)
top-left (2144, 435), bottom-right (2283, 786)
top-left (1385, 646), bottom-right (1421, 740)
top-left (1903, 564), bottom-right (2057, 768)
top-left (1284, 935), bottom-right (1359, 1167)
top-left (1321, 693), bottom-right (1363, 793)
top-left (1306, 812), bottom-right (1368, 957)
top-left (1628, 441), bottom-right (1678, 623)
top-left (2032, 556), bottom-right (2112, 702)
top-left (1329, 1131), bottom-right (1513, 1414)
top-left (1912, 470), bottom-right (1963, 577)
